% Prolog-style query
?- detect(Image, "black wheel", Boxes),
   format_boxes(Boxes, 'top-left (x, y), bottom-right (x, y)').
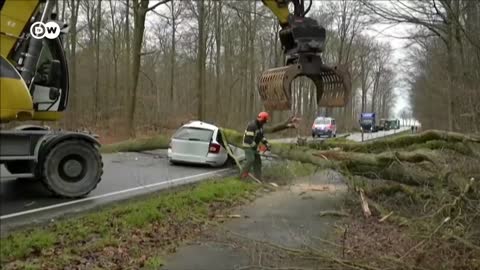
top-left (4, 161), bottom-right (32, 174)
top-left (41, 140), bottom-right (103, 198)
top-left (222, 155), bottom-right (236, 167)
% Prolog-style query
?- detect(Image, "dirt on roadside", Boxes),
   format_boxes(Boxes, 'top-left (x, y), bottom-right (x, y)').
top-left (161, 170), bottom-right (349, 270)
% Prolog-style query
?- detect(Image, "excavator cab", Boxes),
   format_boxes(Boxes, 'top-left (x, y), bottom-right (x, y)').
top-left (1, 0), bottom-right (69, 121)
top-left (259, 0), bottom-right (351, 111)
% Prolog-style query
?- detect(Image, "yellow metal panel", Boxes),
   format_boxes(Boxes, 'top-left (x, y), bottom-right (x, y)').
top-left (0, 0), bottom-right (40, 57)
top-left (0, 77), bottom-right (34, 121)
top-left (261, 0), bottom-right (290, 25)
top-left (32, 111), bottom-right (63, 121)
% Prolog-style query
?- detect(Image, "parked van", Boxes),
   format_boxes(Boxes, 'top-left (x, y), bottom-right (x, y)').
top-left (311, 117), bottom-right (337, 138)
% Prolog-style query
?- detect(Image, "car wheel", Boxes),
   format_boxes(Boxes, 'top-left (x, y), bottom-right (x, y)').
top-left (333, 133), bottom-right (337, 138)
top-left (221, 156), bottom-right (235, 167)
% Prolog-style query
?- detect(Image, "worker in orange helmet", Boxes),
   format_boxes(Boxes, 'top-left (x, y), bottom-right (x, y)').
top-left (240, 111), bottom-right (272, 181)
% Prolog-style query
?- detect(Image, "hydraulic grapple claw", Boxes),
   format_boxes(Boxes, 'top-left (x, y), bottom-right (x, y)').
top-left (258, 63), bottom-right (351, 111)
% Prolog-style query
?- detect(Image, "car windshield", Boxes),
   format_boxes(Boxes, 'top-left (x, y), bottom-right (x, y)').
top-left (173, 127), bottom-right (213, 142)
top-left (314, 118), bottom-right (330, 125)
top-left (361, 119), bottom-right (373, 124)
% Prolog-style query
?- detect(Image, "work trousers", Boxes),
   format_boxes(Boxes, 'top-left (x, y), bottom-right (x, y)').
top-left (241, 148), bottom-right (262, 179)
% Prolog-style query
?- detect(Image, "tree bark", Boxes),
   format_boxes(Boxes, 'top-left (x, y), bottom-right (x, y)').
top-left (108, 0), bottom-right (119, 124)
top-left (68, 0), bottom-right (80, 127)
top-left (95, 0), bottom-right (102, 125)
top-left (446, 0), bottom-right (456, 132)
top-left (197, 0), bottom-right (206, 121)
top-left (214, 0), bottom-right (222, 124)
top-left (248, 0), bottom-right (257, 114)
top-left (125, 0), bottom-right (131, 117)
top-left (127, 0), bottom-right (148, 137)
top-left (169, 0), bottom-right (176, 104)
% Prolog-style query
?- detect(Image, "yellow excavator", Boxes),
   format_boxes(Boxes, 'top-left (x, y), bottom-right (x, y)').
top-left (0, 0), bottom-right (349, 198)
top-left (259, 0), bottom-right (351, 111)
top-left (1, 0), bottom-right (103, 198)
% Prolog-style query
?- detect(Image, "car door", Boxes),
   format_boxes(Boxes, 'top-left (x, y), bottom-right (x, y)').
top-left (171, 126), bottom-right (213, 163)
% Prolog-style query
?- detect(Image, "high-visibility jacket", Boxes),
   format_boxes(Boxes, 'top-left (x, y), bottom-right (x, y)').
top-left (242, 120), bottom-right (268, 149)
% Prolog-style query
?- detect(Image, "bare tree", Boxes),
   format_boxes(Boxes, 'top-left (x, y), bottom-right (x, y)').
top-left (196, 0), bottom-right (207, 121)
top-left (65, 0), bottom-right (81, 127)
top-left (56, 0), bottom-right (403, 139)
top-left (360, 0), bottom-right (480, 132)
top-left (126, 0), bottom-right (172, 137)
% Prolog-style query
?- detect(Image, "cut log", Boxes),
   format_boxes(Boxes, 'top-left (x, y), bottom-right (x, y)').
top-left (359, 188), bottom-right (372, 218)
top-left (264, 116), bottom-right (301, 133)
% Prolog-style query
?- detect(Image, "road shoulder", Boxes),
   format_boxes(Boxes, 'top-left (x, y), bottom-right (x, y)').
top-left (161, 170), bottom-right (348, 270)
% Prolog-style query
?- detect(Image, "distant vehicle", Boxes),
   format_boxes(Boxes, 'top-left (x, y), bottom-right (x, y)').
top-left (167, 121), bottom-right (235, 167)
top-left (312, 116), bottom-right (337, 138)
top-left (378, 119), bottom-right (386, 131)
top-left (385, 119), bottom-right (400, 130)
top-left (360, 113), bottom-right (377, 132)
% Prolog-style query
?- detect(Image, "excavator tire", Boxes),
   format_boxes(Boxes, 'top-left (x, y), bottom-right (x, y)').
top-left (41, 139), bottom-right (103, 198)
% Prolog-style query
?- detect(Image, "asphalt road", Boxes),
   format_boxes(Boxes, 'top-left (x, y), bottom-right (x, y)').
top-left (271, 127), bottom-right (409, 144)
top-left (0, 128), bottom-right (408, 233)
top-left (0, 150), bottom-right (233, 234)
top-left (347, 127), bottom-right (410, 142)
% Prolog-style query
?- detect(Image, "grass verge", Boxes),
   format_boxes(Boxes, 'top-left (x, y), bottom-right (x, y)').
top-left (100, 134), bottom-right (170, 153)
top-left (1, 160), bottom-right (314, 270)
top-left (1, 178), bottom-right (256, 269)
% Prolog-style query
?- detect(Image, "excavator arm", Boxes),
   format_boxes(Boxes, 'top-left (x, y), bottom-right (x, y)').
top-left (261, 0), bottom-right (290, 26)
top-left (258, 0), bottom-right (351, 111)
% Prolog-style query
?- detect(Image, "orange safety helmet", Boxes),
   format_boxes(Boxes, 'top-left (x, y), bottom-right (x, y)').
top-left (257, 111), bottom-right (270, 122)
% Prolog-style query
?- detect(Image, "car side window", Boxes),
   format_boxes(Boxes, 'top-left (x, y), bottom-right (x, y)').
top-left (216, 130), bottom-right (225, 147)
top-left (332, 119), bottom-right (336, 125)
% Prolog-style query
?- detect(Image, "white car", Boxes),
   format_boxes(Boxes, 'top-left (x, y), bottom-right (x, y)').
top-left (167, 121), bottom-right (240, 167)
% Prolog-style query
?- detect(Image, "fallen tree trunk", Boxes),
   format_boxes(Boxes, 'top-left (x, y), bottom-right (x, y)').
top-left (307, 129), bottom-right (480, 154)
top-left (221, 128), bottom-right (479, 188)
top-left (270, 145), bottom-right (439, 186)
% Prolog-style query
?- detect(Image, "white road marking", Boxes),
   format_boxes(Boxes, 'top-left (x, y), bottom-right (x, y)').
top-left (0, 168), bottom-right (232, 220)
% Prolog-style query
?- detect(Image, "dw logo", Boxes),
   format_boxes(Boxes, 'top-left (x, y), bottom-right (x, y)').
top-left (30, 21), bottom-right (60, 39)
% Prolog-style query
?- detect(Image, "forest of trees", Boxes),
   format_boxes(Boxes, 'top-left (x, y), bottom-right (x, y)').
top-left (363, 0), bottom-right (480, 133)
top-left (52, 0), bottom-right (479, 140)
